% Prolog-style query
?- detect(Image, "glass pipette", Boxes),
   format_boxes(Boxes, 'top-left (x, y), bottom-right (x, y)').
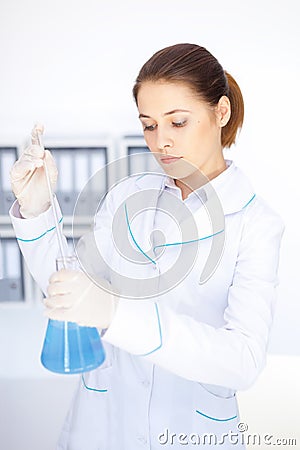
top-left (35, 127), bottom-right (68, 268)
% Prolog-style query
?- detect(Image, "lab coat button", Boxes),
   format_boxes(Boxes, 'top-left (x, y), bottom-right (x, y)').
top-left (141, 380), bottom-right (150, 388)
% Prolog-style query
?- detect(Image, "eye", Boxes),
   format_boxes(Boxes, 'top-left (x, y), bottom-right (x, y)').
top-left (172, 120), bottom-right (187, 128)
top-left (143, 124), bottom-right (157, 132)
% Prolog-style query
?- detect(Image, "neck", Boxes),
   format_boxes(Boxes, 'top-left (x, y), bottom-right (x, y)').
top-left (175, 159), bottom-right (227, 201)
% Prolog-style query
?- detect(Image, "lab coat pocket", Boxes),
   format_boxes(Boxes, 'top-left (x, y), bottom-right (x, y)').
top-left (81, 341), bottom-right (115, 392)
top-left (193, 382), bottom-right (239, 433)
top-left (81, 365), bottom-right (113, 393)
top-left (59, 348), bottom-right (116, 450)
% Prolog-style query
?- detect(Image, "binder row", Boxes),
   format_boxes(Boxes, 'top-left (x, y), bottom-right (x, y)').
top-left (52, 147), bottom-right (107, 216)
top-left (0, 147), bottom-right (18, 216)
top-left (0, 238), bottom-right (24, 301)
top-left (0, 137), bottom-right (151, 304)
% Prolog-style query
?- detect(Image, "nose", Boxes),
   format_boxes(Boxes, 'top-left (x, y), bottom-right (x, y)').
top-left (156, 127), bottom-right (173, 153)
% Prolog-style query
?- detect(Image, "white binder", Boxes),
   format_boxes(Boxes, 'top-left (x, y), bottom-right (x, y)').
top-left (0, 238), bottom-right (24, 302)
top-left (0, 147), bottom-right (18, 215)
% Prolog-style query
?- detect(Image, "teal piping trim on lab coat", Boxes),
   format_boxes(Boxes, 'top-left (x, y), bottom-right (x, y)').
top-left (125, 202), bottom-right (224, 265)
top-left (124, 203), bottom-right (157, 265)
top-left (138, 303), bottom-right (163, 357)
top-left (16, 216), bottom-right (63, 242)
top-left (242, 193), bottom-right (256, 209)
top-left (196, 410), bottom-right (237, 422)
top-left (81, 374), bottom-right (108, 393)
top-left (153, 228), bottom-right (225, 252)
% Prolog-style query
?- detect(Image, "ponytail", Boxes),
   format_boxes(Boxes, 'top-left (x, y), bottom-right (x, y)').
top-left (222, 72), bottom-right (244, 148)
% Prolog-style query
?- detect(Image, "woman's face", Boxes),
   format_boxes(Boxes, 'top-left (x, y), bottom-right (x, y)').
top-left (137, 81), bottom-right (227, 182)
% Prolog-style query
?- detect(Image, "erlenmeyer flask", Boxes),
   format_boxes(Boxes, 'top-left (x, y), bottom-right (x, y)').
top-left (40, 256), bottom-right (106, 374)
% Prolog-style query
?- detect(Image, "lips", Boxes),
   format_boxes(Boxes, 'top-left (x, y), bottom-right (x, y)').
top-left (160, 156), bottom-right (183, 164)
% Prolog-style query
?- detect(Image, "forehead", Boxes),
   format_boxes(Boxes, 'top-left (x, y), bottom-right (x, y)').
top-left (137, 81), bottom-right (204, 114)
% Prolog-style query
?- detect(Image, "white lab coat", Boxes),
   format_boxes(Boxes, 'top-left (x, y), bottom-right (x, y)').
top-left (10, 161), bottom-right (284, 449)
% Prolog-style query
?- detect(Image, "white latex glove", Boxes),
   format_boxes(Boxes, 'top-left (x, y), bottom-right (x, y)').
top-left (44, 269), bottom-right (119, 329)
top-left (10, 124), bottom-right (58, 218)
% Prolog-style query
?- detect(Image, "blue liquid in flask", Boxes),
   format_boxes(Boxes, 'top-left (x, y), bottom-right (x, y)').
top-left (41, 319), bottom-right (106, 374)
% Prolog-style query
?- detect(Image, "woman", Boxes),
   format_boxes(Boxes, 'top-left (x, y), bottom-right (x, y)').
top-left (10, 43), bottom-right (284, 449)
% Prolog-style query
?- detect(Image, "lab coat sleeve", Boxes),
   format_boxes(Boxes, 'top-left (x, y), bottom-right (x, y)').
top-left (9, 197), bottom-right (67, 295)
top-left (103, 200), bottom-right (285, 391)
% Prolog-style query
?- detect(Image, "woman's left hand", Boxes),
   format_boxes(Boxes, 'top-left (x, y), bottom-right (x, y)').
top-left (44, 269), bottom-right (118, 328)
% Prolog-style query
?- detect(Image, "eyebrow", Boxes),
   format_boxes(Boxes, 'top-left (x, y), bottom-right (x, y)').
top-left (138, 109), bottom-right (191, 119)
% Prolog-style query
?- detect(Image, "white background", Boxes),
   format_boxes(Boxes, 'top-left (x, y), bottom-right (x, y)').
top-left (0, 1), bottom-right (299, 449)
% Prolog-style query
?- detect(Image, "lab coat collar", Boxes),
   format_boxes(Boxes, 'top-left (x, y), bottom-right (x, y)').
top-left (209, 161), bottom-right (256, 214)
top-left (134, 160), bottom-right (255, 215)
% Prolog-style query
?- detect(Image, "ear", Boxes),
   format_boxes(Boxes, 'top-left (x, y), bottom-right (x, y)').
top-left (216, 96), bottom-right (231, 127)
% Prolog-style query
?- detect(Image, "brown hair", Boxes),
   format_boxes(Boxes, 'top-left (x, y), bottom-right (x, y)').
top-left (133, 43), bottom-right (244, 148)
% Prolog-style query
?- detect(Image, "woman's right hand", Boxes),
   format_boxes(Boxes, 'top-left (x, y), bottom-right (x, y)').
top-left (10, 125), bottom-right (58, 218)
